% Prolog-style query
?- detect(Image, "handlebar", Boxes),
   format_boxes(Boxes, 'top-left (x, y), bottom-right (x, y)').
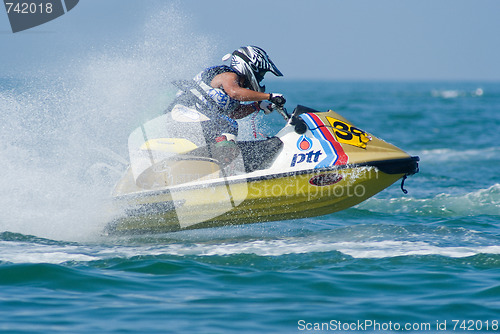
top-left (273, 104), bottom-right (291, 121)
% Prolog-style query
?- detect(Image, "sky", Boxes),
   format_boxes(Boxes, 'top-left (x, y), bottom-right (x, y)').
top-left (1, 0), bottom-right (499, 81)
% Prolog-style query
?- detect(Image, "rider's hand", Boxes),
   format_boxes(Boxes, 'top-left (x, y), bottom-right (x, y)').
top-left (268, 93), bottom-right (286, 108)
top-left (259, 101), bottom-right (274, 114)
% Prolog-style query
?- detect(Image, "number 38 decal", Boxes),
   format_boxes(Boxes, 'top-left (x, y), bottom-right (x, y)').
top-left (326, 116), bottom-right (371, 149)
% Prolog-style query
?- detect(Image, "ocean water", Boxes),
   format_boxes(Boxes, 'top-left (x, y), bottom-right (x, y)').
top-left (1, 77), bottom-right (499, 333)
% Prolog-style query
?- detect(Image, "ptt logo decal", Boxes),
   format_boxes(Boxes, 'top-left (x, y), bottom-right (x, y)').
top-left (3, 0), bottom-right (79, 33)
top-left (290, 150), bottom-right (323, 167)
top-left (296, 135), bottom-right (312, 151)
top-left (298, 113), bottom-right (348, 167)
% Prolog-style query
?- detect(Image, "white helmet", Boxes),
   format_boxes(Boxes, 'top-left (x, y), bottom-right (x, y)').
top-left (223, 46), bottom-right (283, 92)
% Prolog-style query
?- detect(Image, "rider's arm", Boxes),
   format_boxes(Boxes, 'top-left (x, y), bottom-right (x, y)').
top-left (212, 72), bottom-right (270, 102)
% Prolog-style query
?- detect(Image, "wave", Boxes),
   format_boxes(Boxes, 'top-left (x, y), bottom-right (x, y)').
top-left (356, 184), bottom-right (500, 217)
top-left (417, 146), bottom-right (500, 163)
top-left (2, 239), bottom-right (500, 264)
top-left (2, 225), bottom-right (500, 264)
top-left (431, 88), bottom-right (484, 99)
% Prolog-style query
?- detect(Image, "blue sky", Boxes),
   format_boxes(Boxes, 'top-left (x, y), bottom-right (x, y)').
top-left (1, 0), bottom-right (499, 81)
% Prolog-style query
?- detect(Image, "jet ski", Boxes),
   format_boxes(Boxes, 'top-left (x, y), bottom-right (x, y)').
top-left (106, 104), bottom-right (419, 235)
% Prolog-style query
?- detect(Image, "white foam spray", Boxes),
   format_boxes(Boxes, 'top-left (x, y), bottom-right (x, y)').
top-left (0, 5), bottom-right (219, 241)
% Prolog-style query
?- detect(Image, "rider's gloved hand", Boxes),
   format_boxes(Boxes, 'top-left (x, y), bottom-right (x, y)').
top-left (268, 93), bottom-right (286, 108)
top-left (259, 101), bottom-right (274, 114)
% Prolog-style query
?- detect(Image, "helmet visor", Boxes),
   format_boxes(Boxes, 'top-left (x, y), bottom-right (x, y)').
top-left (268, 60), bottom-right (283, 77)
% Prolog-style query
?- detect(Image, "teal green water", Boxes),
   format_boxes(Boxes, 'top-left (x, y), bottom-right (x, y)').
top-left (1, 80), bottom-right (499, 333)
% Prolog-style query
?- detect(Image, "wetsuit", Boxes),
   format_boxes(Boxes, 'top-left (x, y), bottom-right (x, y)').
top-left (194, 65), bottom-right (240, 115)
top-left (174, 65), bottom-right (240, 142)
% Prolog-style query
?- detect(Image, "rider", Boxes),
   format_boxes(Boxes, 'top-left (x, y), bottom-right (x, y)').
top-left (174, 46), bottom-right (286, 145)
